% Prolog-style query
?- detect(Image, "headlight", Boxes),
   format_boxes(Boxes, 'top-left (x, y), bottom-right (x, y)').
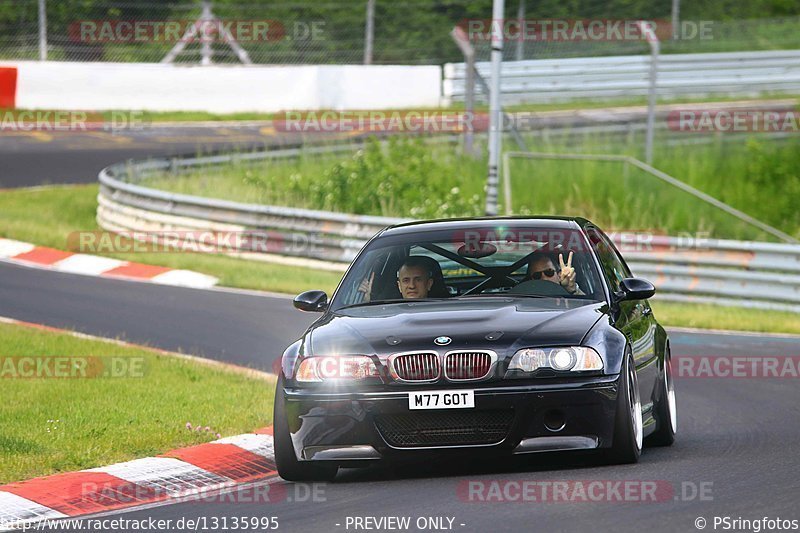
top-left (295, 356), bottom-right (380, 382)
top-left (506, 347), bottom-right (603, 377)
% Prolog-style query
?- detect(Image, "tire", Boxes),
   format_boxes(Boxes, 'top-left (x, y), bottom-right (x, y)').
top-left (273, 375), bottom-right (338, 482)
top-left (646, 346), bottom-right (677, 447)
top-left (603, 351), bottom-right (643, 464)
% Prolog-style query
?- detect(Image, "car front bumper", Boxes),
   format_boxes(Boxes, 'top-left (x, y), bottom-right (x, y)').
top-left (281, 375), bottom-right (620, 464)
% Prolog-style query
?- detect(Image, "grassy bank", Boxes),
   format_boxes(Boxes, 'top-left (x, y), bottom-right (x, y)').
top-left (5, 93), bottom-right (795, 123)
top-left (0, 322), bottom-right (276, 484)
top-left (651, 301), bottom-right (800, 335)
top-left (0, 185), bottom-right (342, 295)
top-left (142, 134), bottom-right (800, 241)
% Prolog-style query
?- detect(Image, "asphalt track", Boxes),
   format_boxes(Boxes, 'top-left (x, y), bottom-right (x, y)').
top-left (0, 125), bottom-right (319, 188)
top-left (2, 120), bottom-right (800, 533)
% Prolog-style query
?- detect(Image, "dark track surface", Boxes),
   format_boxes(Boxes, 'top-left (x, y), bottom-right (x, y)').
top-left (0, 125), bottom-right (316, 188)
top-left (2, 113), bottom-right (799, 533)
top-left (0, 261), bottom-right (294, 370)
top-left (2, 260), bottom-right (800, 533)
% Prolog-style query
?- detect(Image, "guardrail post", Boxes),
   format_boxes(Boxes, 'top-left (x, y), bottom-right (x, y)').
top-left (638, 21), bottom-right (659, 166)
top-left (485, 0), bottom-right (506, 216)
top-left (515, 0), bottom-right (525, 61)
top-left (364, 0), bottom-right (375, 65)
top-left (38, 0), bottom-right (47, 61)
top-left (671, 0), bottom-right (681, 40)
top-left (450, 27), bottom-right (477, 157)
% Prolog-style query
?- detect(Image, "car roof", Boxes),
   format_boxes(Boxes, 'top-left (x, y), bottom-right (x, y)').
top-left (380, 216), bottom-right (592, 237)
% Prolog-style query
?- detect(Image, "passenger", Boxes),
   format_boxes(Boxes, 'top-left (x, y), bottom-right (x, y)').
top-left (527, 249), bottom-right (585, 295)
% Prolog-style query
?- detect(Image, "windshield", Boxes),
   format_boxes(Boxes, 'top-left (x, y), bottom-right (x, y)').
top-left (330, 223), bottom-right (606, 310)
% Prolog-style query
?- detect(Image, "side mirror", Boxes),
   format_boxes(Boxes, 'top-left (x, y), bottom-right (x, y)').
top-left (617, 278), bottom-right (656, 302)
top-left (293, 290), bottom-right (328, 312)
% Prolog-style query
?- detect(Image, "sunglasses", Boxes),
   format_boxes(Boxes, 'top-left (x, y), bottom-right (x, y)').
top-left (531, 268), bottom-right (556, 280)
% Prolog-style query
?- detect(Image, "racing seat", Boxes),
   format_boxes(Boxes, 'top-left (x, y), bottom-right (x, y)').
top-left (415, 256), bottom-right (450, 298)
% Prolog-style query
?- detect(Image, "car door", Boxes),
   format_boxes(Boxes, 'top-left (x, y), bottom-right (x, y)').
top-left (586, 226), bottom-right (659, 421)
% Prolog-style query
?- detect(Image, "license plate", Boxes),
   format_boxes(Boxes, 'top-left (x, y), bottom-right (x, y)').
top-left (408, 390), bottom-right (475, 410)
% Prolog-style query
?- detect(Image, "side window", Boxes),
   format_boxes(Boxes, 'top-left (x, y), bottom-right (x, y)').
top-left (586, 228), bottom-right (630, 292)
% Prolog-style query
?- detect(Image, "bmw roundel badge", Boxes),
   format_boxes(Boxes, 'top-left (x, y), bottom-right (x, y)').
top-left (434, 336), bottom-right (452, 346)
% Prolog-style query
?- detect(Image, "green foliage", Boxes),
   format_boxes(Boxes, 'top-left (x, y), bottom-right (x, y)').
top-left (2, 1), bottom-right (800, 63)
top-left (654, 137), bottom-right (800, 238)
top-left (144, 132), bottom-right (800, 241)
top-left (302, 138), bottom-right (484, 219)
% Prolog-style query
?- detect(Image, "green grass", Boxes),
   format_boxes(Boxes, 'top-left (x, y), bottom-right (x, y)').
top-left (141, 134), bottom-right (800, 241)
top-left (0, 322), bottom-right (276, 484)
top-left (5, 94), bottom-right (796, 123)
top-left (652, 301), bottom-right (800, 335)
top-left (0, 185), bottom-right (342, 296)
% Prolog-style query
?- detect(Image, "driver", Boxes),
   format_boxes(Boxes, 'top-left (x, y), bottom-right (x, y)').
top-left (396, 257), bottom-right (434, 299)
top-left (357, 256), bottom-right (434, 301)
top-left (528, 249), bottom-right (584, 295)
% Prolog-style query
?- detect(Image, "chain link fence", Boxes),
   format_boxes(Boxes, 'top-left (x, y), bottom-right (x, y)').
top-left (469, 16), bottom-right (800, 62)
top-left (0, 0), bottom-right (484, 64)
top-left (1, 0), bottom-right (799, 65)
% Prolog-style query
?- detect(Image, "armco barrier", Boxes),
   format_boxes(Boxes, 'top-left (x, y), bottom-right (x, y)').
top-left (97, 148), bottom-right (800, 313)
top-left (97, 146), bottom-right (409, 265)
top-left (444, 50), bottom-right (800, 104)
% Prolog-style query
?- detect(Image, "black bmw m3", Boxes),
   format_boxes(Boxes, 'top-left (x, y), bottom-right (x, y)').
top-left (274, 217), bottom-right (677, 481)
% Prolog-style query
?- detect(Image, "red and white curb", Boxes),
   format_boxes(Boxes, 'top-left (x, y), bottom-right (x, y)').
top-left (0, 428), bottom-right (277, 531)
top-left (0, 238), bottom-right (218, 289)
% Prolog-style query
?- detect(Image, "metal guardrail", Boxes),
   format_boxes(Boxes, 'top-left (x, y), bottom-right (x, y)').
top-left (621, 235), bottom-right (800, 312)
top-left (97, 146), bottom-right (800, 313)
top-left (97, 145), bottom-right (409, 265)
top-left (443, 50), bottom-right (800, 104)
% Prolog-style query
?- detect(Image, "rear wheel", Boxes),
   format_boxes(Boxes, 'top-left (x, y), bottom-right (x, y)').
top-left (646, 346), bottom-right (677, 446)
top-left (603, 351), bottom-right (642, 464)
top-left (273, 376), bottom-right (338, 482)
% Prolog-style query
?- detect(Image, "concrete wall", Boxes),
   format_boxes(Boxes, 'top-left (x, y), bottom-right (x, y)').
top-left (0, 61), bottom-right (442, 112)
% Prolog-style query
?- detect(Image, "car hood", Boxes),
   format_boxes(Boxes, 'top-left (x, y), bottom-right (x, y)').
top-left (308, 298), bottom-right (608, 358)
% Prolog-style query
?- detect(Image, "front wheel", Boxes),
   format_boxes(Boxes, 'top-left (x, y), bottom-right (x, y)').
top-left (273, 375), bottom-right (338, 482)
top-left (603, 351), bottom-right (643, 464)
top-left (646, 346), bottom-right (677, 446)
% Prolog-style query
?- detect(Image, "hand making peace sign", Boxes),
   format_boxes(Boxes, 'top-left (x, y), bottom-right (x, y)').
top-left (558, 251), bottom-right (577, 294)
